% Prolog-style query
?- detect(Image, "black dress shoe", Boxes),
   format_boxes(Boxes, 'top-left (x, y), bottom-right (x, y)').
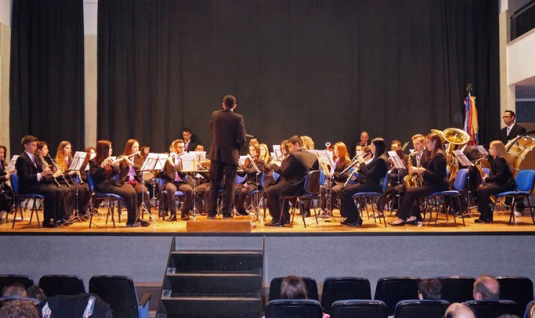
top-left (222, 214), bottom-right (233, 219)
top-left (167, 215), bottom-right (178, 222)
top-left (237, 209), bottom-right (249, 216)
top-left (265, 222), bottom-right (282, 227)
top-left (344, 219), bottom-right (363, 227)
top-left (475, 218), bottom-right (491, 224)
top-left (405, 219), bottom-right (419, 225)
top-left (138, 220), bottom-right (150, 227)
top-left (42, 222), bottom-right (56, 228)
top-left (181, 214), bottom-right (190, 221)
top-left (207, 215), bottom-right (216, 219)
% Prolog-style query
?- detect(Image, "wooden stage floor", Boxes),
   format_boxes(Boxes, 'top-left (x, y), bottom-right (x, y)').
top-left (1, 206), bottom-right (535, 235)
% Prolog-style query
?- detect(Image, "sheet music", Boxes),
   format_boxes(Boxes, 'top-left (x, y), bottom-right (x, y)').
top-left (475, 145), bottom-right (488, 156)
top-left (239, 156), bottom-right (248, 166)
top-left (388, 151), bottom-right (406, 170)
top-left (273, 145), bottom-right (282, 160)
top-left (189, 151), bottom-right (206, 162)
top-left (69, 151), bottom-right (87, 171)
top-left (6, 155), bottom-right (19, 173)
top-left (141, 153), bottom-right (169, 171)
top-left (453, 150), bottom-right (474, 166)
top-left (180, 153), bottom-right (197, 172)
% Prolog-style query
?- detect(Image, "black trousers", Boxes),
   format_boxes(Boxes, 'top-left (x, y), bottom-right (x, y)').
top-left (0, 187), bottom-right (14, 212)
top-left (265, 182), bottom-right (299, 222)
top-left (22, 183), bottom-right (70, 223)
top-left (235, 183), bottom-right (258, 213)
top-left (125, 182), bottom-right (151, 214)
top-left (339, 183), bottom-right (381, 222)
top-left (209, 160), bottom-right (237, 216)
top-left (378, 184), bottom-right (406, 212)
top-left (476, 184), bottom-right (511, 221)
top-left (194, 183), bottom-right (210, 213)
top-left (96, 183), bottom-right (138, 224)
top-left (164, 182), bottom-right (193, 216)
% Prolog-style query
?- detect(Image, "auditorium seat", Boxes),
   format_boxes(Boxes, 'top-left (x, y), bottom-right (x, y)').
top-left (265, 299), bottom-right (323, 318)
top-left (496, 276), bottom-right (534, 316)
top-left (393, 299), bottom-right (450, 318)
top-left (464, 299), bottom-right (517, 318)
top-left (39, 275), bottom-right (85, 297)
top-left (374, 277), bottom-right (421, 316)
top-left (89, 275), bottom-right (150, 318)
top-left (0, 274), bottom-right (34, 292)
top-left (330, 299), bottom-right (388, 318)
top-left (437, 276), bottom-right (475, 303)
top-left (320, 277), bottom-right (372, 314)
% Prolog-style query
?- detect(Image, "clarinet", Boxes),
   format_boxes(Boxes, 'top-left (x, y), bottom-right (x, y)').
top-left (38, 154), bottom-right (61, 187)
top-left (47, 154), bottom-right (71, 188)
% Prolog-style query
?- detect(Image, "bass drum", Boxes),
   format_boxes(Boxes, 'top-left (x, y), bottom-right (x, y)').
top-left (506, 135), bottom-right (535, 194)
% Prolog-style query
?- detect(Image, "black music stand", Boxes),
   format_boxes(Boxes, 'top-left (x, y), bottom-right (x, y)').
top-left (69, 151), bottom-right (87, 221)
top-left (140, 153), bottom-right (168, 225)
top-left (388, 151), bottom-right (406, 211)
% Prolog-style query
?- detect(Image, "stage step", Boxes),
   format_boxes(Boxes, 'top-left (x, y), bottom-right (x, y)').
top-left (159, 297), bottom-right (261, 318)
top-left (157, 239), bottom-right (264, 317)
top-left (169, 250), bottom-right (263, 274)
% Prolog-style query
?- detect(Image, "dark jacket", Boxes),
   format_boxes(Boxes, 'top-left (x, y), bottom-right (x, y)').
top-left (500, 123), bottom-right (527, 145)
top-left (89, 159), bottom-right (121, 190)
top-left (208, 109), bottom-right (246, 165)
top-left (486, 156), bottom-right (516, 189)
top-left (162, 157), bottom-right (188, 184)
top-left (422, 150), bottom-right (448, 190)
top-left (15, 152), bottom-right (56, 192)
top-left (358, 155), bottom-right (389, 187)
top-left (117, 155), bottom-right (143, 184)
top-left (332, 160), bottom-right (351, 185)
top-left (239, 159), bottom-right (265, 185)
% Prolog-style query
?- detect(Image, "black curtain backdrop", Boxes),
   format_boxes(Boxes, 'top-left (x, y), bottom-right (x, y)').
top-left (9, 0), bottom-right (85, 156)
top-left (97, 0), bottom-right (499, 153)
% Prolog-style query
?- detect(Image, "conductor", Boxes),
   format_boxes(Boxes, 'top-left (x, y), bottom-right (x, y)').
top-left (208, 95), bottom-right (246, 218)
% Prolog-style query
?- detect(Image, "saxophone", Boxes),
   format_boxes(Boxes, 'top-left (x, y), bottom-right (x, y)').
top-left (404, 151), bottom-right (423, 187)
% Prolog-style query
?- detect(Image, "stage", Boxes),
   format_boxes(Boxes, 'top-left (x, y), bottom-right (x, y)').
top-left (2, 206), bottom-right (535, 234)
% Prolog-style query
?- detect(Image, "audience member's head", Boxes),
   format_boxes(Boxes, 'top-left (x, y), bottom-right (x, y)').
top-left (2, 283), bottom-right (27, 298)
top-left (497, 315), bottom-right (520, 318)
top-left (418, 278), bottom-right (442, 300)
top-left (0, 300), bottom-right (39, 318)
top-left (444, 303), bottom-right (475, 318)
top-left (26, 286), bottom-right (46, 302)
top-left (473, 275), bottom-right (500, 300)
top-left (280, 275), bottom-right (307, 299)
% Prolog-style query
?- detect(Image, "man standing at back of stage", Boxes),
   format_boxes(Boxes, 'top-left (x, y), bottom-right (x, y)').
top-left (208, 95), bottom-right (246, 218)
top-left (499, 110), bottom-right (526, 145)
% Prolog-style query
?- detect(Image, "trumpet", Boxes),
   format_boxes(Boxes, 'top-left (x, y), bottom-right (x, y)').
top-left (47, 154), bottom-right (71, 187)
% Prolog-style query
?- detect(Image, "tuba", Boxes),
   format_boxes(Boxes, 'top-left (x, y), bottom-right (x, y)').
top-left (440, 128), bottom-right (470, 182)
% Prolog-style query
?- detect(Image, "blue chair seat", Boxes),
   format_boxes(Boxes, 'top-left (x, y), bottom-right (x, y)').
top-left (20, 194), bottom-right (46, 200)
top-left (95, 193), bottom-right (124, 200)
top-left (427, 191), bottom-right (443, 198)
top-left (352, 192), bottom-right (380, 197)
top-left (441, 190), bottom-right (461, 196)
top-left (496, 191), bottom-right (531, 197)
top-left (174, 191), bottom-right (185, 196)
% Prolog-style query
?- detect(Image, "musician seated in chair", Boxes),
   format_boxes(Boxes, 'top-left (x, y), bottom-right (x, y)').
top-left (0, 145), bottom-right (15, 217)
top-left (161, 139), bottom-right (193, 221)
top-left (475, 141), bottom-right (516, 223)
top-left (264, 136), bottom-right (319, 226)
top-left (319, 142), bottom-right (351, 215)
top-left (90, 140), bottom-right (149, 227)
top-left (390, 133), bottom-right (448, 226)
top-left (339, 138), bottom-right (388, 226)
top-left (16, 135), bottom-right (71, 227)
top-left (235, 144), bottom-right (265, 216)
